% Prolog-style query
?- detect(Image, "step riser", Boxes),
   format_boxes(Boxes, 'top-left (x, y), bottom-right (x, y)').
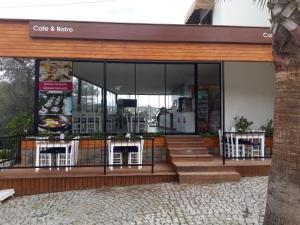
top-left (177, 166), bottom-right (236, 172)
top-left (166, 137), bottom-right (203, 142)
top-left (169, 149), bottom-right (208, 155)
top-left (172, 157), bottom-right (213, 162)
top-left (179, 174), bottom-right (240, 184)
top-left (167, 143), bottom-right (202, 148)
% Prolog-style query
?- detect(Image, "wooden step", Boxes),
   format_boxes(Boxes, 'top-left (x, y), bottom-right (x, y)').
top-left (167, 142), bottom-right (202, 148)
top-left (173, 161), bottom-right (236, 172)
top-left (178, 171), bottom-right (240, 184)
top-left (170, 154), bottom-right (213, 162)
top-left (166, 136), bottom-right (202, 142)
top-left (168, 147), bottom-right (208, 155)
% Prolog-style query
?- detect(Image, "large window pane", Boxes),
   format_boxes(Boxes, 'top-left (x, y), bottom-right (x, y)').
top-left (72, 62), bottom-right (104, 134)
top-left (166, 64), bottom-right (195, 133)
top-left (197, 63), bottom-right (221, 134)
top-left (136, 64), bottom-right (165, 134)
top-left (106, 63), bottom-right (135, 134)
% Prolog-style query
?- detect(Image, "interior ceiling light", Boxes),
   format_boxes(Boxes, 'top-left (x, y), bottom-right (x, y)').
top-left (114, 85), bottom-right (122, 91)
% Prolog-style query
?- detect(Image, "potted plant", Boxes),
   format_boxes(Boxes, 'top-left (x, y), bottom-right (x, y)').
top-left (233, 116), bottom-right (253, 132)
top-left (260, 119), bottom-right (274, 147)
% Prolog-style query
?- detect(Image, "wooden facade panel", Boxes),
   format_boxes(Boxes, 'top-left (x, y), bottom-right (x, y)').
top-left (0, 20), bottom-right (272, 62)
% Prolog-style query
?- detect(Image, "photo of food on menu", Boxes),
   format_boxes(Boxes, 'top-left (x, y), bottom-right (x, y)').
top-left (39, 60), bottom-right (72, 82)
top-left (38, 60), bottom-right (73, 134)
top-left (39, 91), bottom-right (72, 115)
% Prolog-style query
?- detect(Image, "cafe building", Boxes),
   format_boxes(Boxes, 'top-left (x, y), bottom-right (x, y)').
top-left (0, 19), bottom-right (274, 136)
top-left (0, 18), bottom-right (274, 195)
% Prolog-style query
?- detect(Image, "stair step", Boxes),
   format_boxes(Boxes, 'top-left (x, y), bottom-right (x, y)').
top-left (168, 147), bottom-right (208, 155)
top-left (167, 142), bottom-right (202, 148)
top-left (166, 136), bottom-right (202, 142)
top-left (173, 162), bottom-right (236, 172)
top-left (171, 154), bottom-right (213, 162)
top-left (178, 171), bottom-right (240, 184)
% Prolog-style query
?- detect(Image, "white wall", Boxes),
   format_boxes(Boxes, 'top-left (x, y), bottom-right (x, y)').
top-left (213, 0), bottom-right (270, 27)
top-left (224, 62), bottom-right (275, 131)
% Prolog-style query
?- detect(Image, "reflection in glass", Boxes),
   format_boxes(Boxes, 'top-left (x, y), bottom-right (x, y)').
top-left (197, 64), bottom-right (221, 134)
top-left (72, 62), bottom-right (104, 134)
top-left (166, 64), bottom-right (195, 133)
top-left (106, 63), bottom-right (135, 134)
top-left (136, 64), bottom-right (165, 134)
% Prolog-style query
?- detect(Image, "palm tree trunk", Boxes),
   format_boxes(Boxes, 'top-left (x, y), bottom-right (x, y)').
top-left (264, 70), bottom-right (300, 225)
top-left (264, 1), bottom-right (300, 224)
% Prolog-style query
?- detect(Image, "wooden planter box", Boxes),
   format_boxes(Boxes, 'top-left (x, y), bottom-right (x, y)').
top-left (265, 137), bottom-right (273, 147)
top-left (21, 137), bottom-right (167, 150)
top-left (202, 137), bottom-right (219, 148)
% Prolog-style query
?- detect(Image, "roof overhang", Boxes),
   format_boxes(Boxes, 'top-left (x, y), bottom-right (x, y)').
top-left (185, 0), bottom-right (214, 24)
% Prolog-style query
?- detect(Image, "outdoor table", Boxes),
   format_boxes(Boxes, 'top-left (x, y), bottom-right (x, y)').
top-left (35, 140), bottom-right (72, 171)
top-left (108, 139), bottom-right (143, 170)
top-left (233, 132), bottom-right (265, 158)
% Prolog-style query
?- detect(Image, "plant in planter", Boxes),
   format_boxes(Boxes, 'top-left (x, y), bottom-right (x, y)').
top-left (92, 132), bottom-right (105, 139)
top-left (260, 119), bottom-right (274, 137)
top-left (142, 132), bottom-right (163, 138)
top-left (233, 116), bottom-right (253, 132)
top-left (201, 131), bottom-right (218, 138)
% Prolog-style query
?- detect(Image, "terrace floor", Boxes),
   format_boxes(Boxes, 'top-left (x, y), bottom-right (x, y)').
top-left (0, 158), bottom-right (271, 196)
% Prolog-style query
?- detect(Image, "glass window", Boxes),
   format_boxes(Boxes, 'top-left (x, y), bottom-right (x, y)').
top-left (136, 64), bottom-right (165, 134)
top-left (106, 63), bottom-right (135, 134)
top-left (166, 64), bottom-right (195, 133)
top-left (72, 62), bottom-right (104, 135)
top-left (197, 63), bottom-right (221, 135)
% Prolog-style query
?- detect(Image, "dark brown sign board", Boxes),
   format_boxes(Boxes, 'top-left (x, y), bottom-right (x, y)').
top-left (29, 20), bottom-right (272, 44)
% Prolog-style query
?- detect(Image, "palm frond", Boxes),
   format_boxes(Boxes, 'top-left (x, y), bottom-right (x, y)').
top-left (253, 0), bottom-right (269, 10)
top-left (217, 0), bottom-right (269, 10)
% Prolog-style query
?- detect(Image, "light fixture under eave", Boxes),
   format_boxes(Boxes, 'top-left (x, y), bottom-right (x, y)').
top-left (114, 85), bottom-right (122, 91)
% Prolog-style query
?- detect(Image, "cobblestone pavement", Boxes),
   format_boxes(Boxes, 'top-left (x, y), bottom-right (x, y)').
top-left (0, 177), bottom-right (268, 225)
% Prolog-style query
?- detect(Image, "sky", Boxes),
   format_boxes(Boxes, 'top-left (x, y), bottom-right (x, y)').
top-left (0, 0), bottom-right (195, 24)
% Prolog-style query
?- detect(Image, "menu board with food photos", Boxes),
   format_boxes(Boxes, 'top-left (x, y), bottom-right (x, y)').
top-left (38, 60), bottom-right (73, 134)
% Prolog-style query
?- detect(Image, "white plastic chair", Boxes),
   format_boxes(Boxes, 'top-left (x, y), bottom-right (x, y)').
top-left (56, 137), bottom-right (80, 170)
top-left (35, 137), bottom-right (51, 171)
top-left (230, 133), bottom-right (246, 158)
top-left (218, 130), bottom-right (231, 157)
top-left (247, 136), bottom-right (263, 158)
top-left (128, 137), bottom-right (144, 170)
top-left (107, 137), bottom-right (123, 170)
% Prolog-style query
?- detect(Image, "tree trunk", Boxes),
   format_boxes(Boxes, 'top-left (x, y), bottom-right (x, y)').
top-left (264, 70), bottom-right (300, 225)
top-left (264, 1), bottom-right (300, 224)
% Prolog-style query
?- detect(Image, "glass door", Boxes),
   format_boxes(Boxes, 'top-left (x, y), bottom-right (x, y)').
top-left (197, 63), bottom-right (221, 135)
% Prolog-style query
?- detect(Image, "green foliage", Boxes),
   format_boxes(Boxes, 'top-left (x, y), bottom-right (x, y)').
top-left (0, 58), bottom-right (35, 136)
top-left (260, 119), bottom-right (274, 137)
top-left (234, 116), bottom-right (253, 132)
top-left (201, 131), bottom-right (218, 138)
top-left (0, 149), bottom-right (10, 159)
top-left (142, 132), bottom-right (163, 138)
top-left (92, 132), bottom-right (106, 138)
top-left (5, 113), bottom-right (34, 135)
